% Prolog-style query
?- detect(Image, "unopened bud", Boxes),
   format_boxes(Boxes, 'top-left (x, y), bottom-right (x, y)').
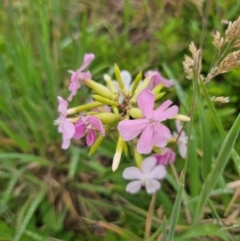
top-left (92, 95), bottom-right (118, 106)
top-left (84, 79), bottom-right (114, 99)
top-left (94, 113), bottom-right (119, 124)
top-left (128, 108), bottom-right (143, 119)
top-left (174, 114), bottom-right (190, 122)
top-left (67, 101), bottom-right (104, 115)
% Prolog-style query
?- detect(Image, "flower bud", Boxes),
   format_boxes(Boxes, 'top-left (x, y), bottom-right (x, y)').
top-left (94, 113), bottom-right (119, 124)
top-left (112, 136), bottom-right (124, 171)
top-left (92, 95), bottom-right (118, 106)
top-left (114, 64), bottom-right (124, 90)
top-left (174, 114), bottom-right (190, 122)
top-left (84, 79), bottom-right (114, 99)
top-left (67, 101), bottom-right (104, 115)
top-left (131, 71), bottom-right (142, 93)
top-left (128, 108), bottom-right (143, 119)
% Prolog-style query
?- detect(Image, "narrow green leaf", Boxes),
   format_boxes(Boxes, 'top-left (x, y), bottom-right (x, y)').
top-left (193, 114), bottom-right (240, 224)
top-left (200, 79), bottom-right (240, 176)
top-left (13, 188), bottom-right (47, 241)
top-left (166, 171), bottom-right (184, 241)
top-left (196, 88), bottom-right (213, 179)
top-left (0, 153), bottom-right (51, 166)
top-left (175, 224), bottom-right (229, 241)
top-left (68, 147), bottom-right (81, 179)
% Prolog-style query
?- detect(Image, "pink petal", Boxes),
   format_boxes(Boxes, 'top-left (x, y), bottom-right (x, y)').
top-left (153, 123), bottom-right (172, 148)
top-left (62, 138), bottom-right (71, 150)
top-left (154, 100), bottom-right (174, 120)
top-left (118, 119), bottom-right (148, 141)
top-left (126, 180), bottom-right (142, 194)
top-left (73, 119), bottom-right (86, 139)
top-left (123, 167), bottom-right (143, 180)
top-left (137, 89), bottom-right (154, 119)
top-left (57, 96), bottom-right (68, 115)
top-left (68, 77), bottom-right (81, 101)
top-left (145, 179), bottom-right (161, 194)
top-left (148, 165), bottom-right (166, 180)
top-left (153, 149), bottom-right (176, 165)
top-left (87, 115), bottom-right (105, 136)
top-left (78, 71), bottom-right (92, 81)
top-left (158, 105), bottom-right (178, 122)
top-left (178, 142), bottom-right (187, 158)
top-left (137, 124), bottom-right (154, 154)
top-left (79, 53), bottom-right (95, 72)
top-left (141, 156), bottom-right (157, 175)
top-left (86, 129), bottom-right (96, 146)
top-left (62, 120), bottom-right (75, 140)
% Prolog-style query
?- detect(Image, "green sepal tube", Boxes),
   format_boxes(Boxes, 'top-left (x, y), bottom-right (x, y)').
top-left (123, 141), bottom-right (128, 156)
top-left (94, 113), bottom-right (119, 124)
top-left (152, 83), bottom-right (164, 95)
top-left (130, 77), bottom-right (151, 103)
top-left (92, 95), bottom-right (118, 106)
top-left (155, 92), bottom-right (165, 101)
top-left (134, 148), bottom-right (143, 168)
top-left (103, 74), bottom-right (117, 94)
top-left (84, 79), bottom-right (114, 99)
top-left (67, 101), bottom-right (104, 115)
top-left (114, 64), bottom-right (125, 90)
top-left (89, 135), bottom-right (104, 155)
top-left (128, 107), bottom-right (143, 119)
top-left (131, 71), bottom-right (142, 94)
top-left (112, 135), bottom-right (124, 171)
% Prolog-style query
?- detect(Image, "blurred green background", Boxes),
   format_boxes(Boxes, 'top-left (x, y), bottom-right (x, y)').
top-left (0, 0), bottom-right (240, 240)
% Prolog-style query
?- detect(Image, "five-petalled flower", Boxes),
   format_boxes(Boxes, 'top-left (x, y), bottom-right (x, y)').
top-left (73, 115), bottom-right (105, 146)
top-left (123, 156), bottom-right (166, 194)
top-left (68, 53), bottom-right (95, 101)
top-left (145, 70), bottom-right (173, 90)
top-left (54, 96), bottom-right (75, 149)
top-left (118, 89), bottom-right (178, 154)
top-left (173, 120), bottom-right (188, 158)
top-left (153, 148), bottom-right (176, 165)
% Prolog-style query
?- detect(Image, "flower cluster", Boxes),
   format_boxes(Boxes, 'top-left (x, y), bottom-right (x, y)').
top-left (55, 53), bottom-right (189, 194)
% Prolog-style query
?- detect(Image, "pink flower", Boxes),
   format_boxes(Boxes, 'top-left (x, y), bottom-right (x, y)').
top-left (153, 148), bottom-right (176, 165)
top-left (173, 120), bottom-right (188, 158)
top-left (54, 96), bottom-right (75, 149)
top-left (145, 70), bottom-right (173, 90)
top-left (68, 53), bottom-right (95, 101)
top-left (74, 115), bottom-right (105, 146)
top-left (123, 156), bottom-right (166, 194)
top-left (118, 89), bottom-right (178, 154)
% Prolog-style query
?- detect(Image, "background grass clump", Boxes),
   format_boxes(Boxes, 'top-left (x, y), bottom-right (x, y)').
top-left (0, 0), bottom-right (240, 240)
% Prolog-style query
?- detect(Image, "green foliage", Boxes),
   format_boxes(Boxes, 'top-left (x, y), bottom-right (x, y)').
top-left (0, 0), bottom-right (240, 240)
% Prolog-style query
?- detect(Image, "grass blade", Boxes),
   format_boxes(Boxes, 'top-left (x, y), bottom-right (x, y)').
top-left (13, 188), bottom-right (47, 241)
top-left (193, 113), bottom-right (240, 224)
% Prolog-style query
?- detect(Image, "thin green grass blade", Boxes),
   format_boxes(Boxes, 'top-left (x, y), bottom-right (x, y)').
top-left (166, 171), bottom-right (184, 241)
top-left (0, 153), bottom-right (51, 166)
top-left (68, 147), bottom-right (81, 179)
top-left (193, 113), bottom-right (240, 225)
top-left (200, 79), bottom-right (240, 176)
top-left (13, 188), bottom-right (47, 241)
top-left (175, 224), bottom-right (230, 241)
top-left (196, 88), bottom-right (213, 179)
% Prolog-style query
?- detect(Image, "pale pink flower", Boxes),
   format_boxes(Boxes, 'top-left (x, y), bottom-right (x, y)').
top-left (54, 96), bottom-right (75, 149)
top-left (68, 53), bottom-right (95, 101)
top-left (123, 156), bottom-right (166, 194)
top-left (74, 115), bottom-right (105, 146)
top-left (153, 148), bottom-right (176, 165)
top-left (145, 70), bottom-right (173, 90)
top-left (118, 89), bottom-right (178, 154)
top-left (173, 120), bottom-right (188, 158)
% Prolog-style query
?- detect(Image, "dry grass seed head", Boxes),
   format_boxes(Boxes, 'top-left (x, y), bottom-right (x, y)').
top-left (226, 17), bottom-right (240, 42)
top-left (207, 50), bottom-right (240, 81)
top-left (212, 31), bottom-right (224, 49)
